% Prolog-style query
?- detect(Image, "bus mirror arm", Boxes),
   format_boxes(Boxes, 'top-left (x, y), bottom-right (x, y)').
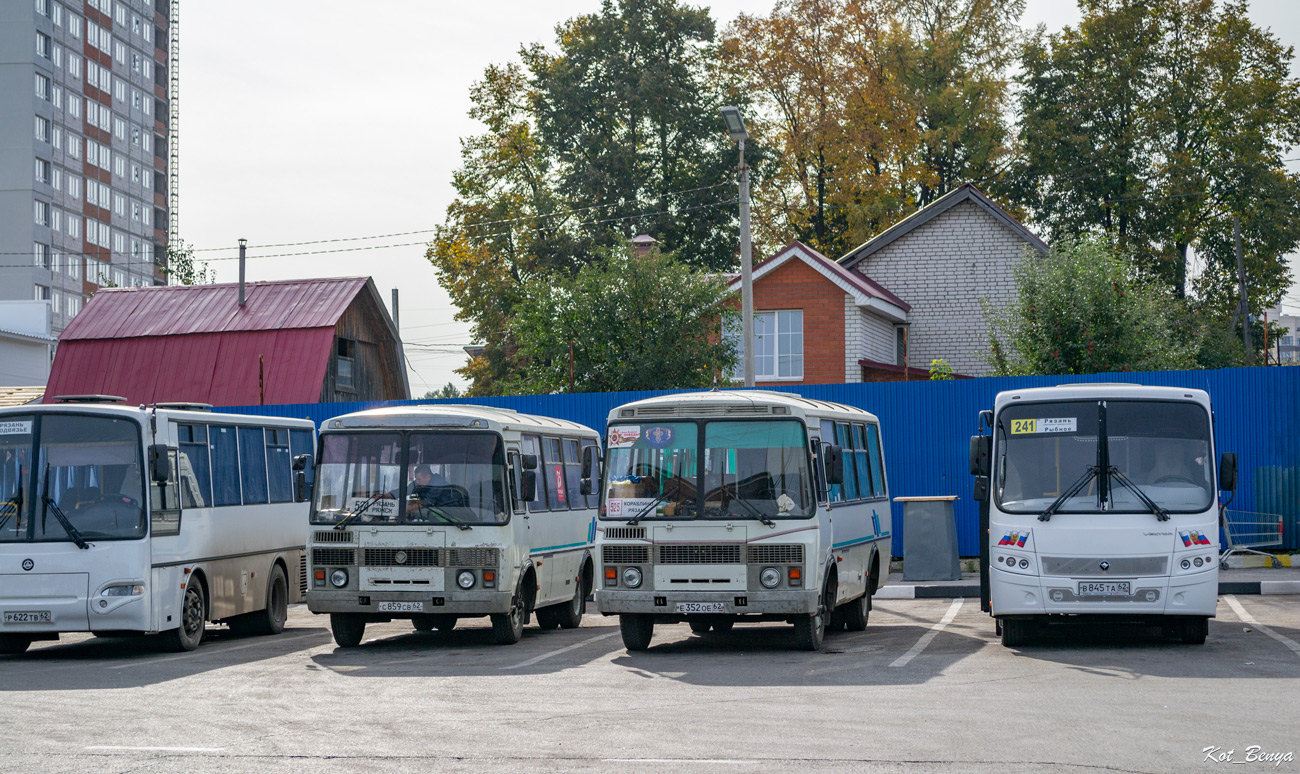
top-left (973, 475), bottom-right (989, 502)
top-left (1218, 453), bottom-right (1237, 492)
top-left (149, 444), bottom-right (171, 483)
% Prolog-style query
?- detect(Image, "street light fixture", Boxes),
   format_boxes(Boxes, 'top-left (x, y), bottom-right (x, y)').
top-left (721, 106), bottom-right (754, 387)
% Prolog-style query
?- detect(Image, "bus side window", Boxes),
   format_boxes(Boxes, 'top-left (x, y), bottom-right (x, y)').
top-left (837, 422), bottom-right (861, 500)
top-left (507, 450), bottom-right (524, 513)
top-left (543, 436), bottom-right (568, 510)
top-left (238, 427), bottom-right (269, 505)
top-left (265, 427), bottom-right (292, 503)
top-left (810, 438), bottom-right (828, 504)
top-left (820, 420), bottom-right (842, 503)
top-left (865, 423), bottom-right (886, 498)
top-left (852, 424), bottom-right (873, 498)
top-left (177, 423), bottom-right (211, 508)
top-left (562, 438), bottom-right (583, 509)
top-left (522, 434), bottom-right (548, 512)
top-left (289, 429), bottom-right (315, 490)
top-left (580, 439), bottom-right (600, 508)
top-left (150, 447), bottom-right (181, 536)
top-left (210, 426), bottom-right (242, 507)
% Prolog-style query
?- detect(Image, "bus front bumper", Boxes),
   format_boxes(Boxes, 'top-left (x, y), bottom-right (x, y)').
top-left (991, 566), bottom-right (1218, 617)
top-left (306, 588), bottom-right (514, 617)
top-left (595, 588), bottom-right (819, 616)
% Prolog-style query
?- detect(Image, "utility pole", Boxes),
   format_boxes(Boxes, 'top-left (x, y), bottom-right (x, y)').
top-left (721, 107), bottom-right (754, 387)
top-left (1234, 215), bottom-right (1253, 357)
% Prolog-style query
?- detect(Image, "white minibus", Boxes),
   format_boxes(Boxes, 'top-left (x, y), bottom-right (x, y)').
top-left (971, 384), bottom-right (1236, 646)
top-left (306, 405), bottom-right (601, 646)
top-left (0, 396), bottom-right (315, 654)
top-left (595, 390), bottom-right (891, 651)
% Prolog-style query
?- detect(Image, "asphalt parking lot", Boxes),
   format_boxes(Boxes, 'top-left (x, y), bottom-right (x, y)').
top-left (0, 595), bottom-right (1296, 774)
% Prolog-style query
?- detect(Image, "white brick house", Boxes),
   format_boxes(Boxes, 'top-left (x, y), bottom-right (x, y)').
top-left (839, 183), bottom-right (1048, 377)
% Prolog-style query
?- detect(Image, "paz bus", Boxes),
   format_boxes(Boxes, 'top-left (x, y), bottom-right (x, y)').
top-left (970, 384), bottom-right (1236, 646)
top-left (0, 396), bottom-right (315, 654)
top-left (595, 390), bottom-right (891, 651)
top-left (305, 405), bottom-right (602, 647)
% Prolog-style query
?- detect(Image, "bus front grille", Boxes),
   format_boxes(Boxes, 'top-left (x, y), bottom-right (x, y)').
top-left (312, 548), bottom-right (356, 566)
top-left (747, 544), bottom-right (804, 564)
top-left (314, 530), bottom-right (354, 544)
top-left (1040, 556), bottom-right (1169, 577)
top-left (447, 548), bottom-right (498, 567)
top-left (602, 545), bottom-right (650, 564)
top-left (363, 548), bottom-right (442, 567)
top-left (604, 527), bottom-right (646, 540)
top-left (657, 545), bottom-right (742, 564)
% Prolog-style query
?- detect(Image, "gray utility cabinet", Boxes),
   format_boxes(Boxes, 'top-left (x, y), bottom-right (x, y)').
top-left (895, 496), bottom-right (961, 581)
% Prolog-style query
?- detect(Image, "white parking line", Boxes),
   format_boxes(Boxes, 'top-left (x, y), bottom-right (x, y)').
top-left (889, 598), bottom-right (963, 668)
top-left (1224, 595), bottom-right (1300, 658)
top-left (502, 632), bottom-right (619, 670)
top-left (107, 631), bottom-right (320, 670)
top-left (85, 746), bottom-right (224, 752)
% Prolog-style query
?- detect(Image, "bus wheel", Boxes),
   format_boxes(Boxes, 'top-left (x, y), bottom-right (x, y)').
top-left (711, 617), bottom-right (735, 633)
top-left (491, 590), bottom-right (524, 644)
top-left (250, 565), bottom-right (289, 636)
top-left (413, 615), bottom-right (456, 633)
top-left (842, 593), bottom-right (870, 632)
top-left (793, 596), bottom-right (827, 651)
top-left (688, 620), bottom-right (711, 634)
top-left (330, 613), bottom-right (366, 648)
top-left (0, 635), bottom-right (32, 655)
top-left (556, 580), bottom-right (585, 630)
top-left (1180, 617), bottom-right (1208, 645)
top-left (620, 614), bottom-right (654, 651)
top-left (1000, 618), bottom-right (1031, 648)
top-left (161, 578), bottom-right (206, 652)
top-left (534, 607), bottom-right (561, 630)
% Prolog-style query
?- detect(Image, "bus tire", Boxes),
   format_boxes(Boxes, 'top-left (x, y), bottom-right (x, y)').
top-left (413, 615), bottom-right (456, 632)
top-left (0, 635), bottom-right (32, 655)
top-left (1000, 618), bottom-right (1030, 648)
top-left (161, 578), bottom-right (206, 652)
top-left (248, 565), bottom-right (289, 636)
top-left (793, 609), bottom-right (825, 651)
top-left (689, 620), bottom-right (712, 634)
top-left (330, 613), bottom-right (366, 648)
top-left (842, 592), bottom-right (870, 632)
top-left (711, 617), bottom-right (735, 633)
top-left (620, 614), bottom-right (654, 651)
top-left (491, 589), bottom-right (525, 644)
top-left (555, 579), bottom-right (585, 630)
top-left (534, 606), bottom-right (561, 630)
top-left (1181, 616), bottom-right (1208, 645)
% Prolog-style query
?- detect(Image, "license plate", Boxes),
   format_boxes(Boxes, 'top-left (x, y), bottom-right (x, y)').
top-left (1077, 581), bottom-right (1131, 597)
top-left (4, 610), bottom-right (51, 624)
top-left (675, 602), bottom-right (725, 614)
top-left (377, 601), bottom-right (424, 613)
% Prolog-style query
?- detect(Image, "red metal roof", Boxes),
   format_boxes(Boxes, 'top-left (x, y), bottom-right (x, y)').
top-left (59, 277), bottom-right (370, 339)
top-left (46, 277), bottom-right (375, 406)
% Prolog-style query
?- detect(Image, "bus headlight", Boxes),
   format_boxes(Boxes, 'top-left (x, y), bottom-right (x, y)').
top-left (622, 567), bottom-right (643, 588)
top-left (330, 569), bottom-right (348, 588)
top-left (101, 584), bottom-right (144, 597)
top-left (760, 567), bottom-right (781, 589)
top-left (457, 570), bottom-right (476, 589)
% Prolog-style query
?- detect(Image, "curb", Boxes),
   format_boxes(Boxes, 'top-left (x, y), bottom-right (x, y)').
top-left (876, 581), bottom-right (1300, 599)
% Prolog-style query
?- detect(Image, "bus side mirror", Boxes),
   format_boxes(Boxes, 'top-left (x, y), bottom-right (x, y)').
top-left (823, 445), bottom-right (844, 486)
top-left (1219, 453), bottom-right (1237, 492)
top-left (519, 470), bottom-right (537, 502)
top-left (292, 454), bottom-right (312, 472)
top-left (522, 453), bottom-right (538, 471)
top-left (970, 435), bottom-right (991, 476)
top-left (294, 471), bottom-right (308, 503)
top-left (973, 475), bottom-right (989, 502)
top-left (149, 444), bottom-right (171, 483)
top-left (580, 446), bottom-right (601, 496)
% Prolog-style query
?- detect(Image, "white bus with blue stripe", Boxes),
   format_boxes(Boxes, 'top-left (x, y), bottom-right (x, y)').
top-left (595, 391), bottom-right (891, 651)
top-left (306, 405), bottom-right (602, 646)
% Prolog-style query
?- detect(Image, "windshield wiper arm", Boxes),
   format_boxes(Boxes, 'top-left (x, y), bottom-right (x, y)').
top-left (1040, 466), bottom-right (1101, 522)
top-left (419, 502), bottom-right (471, 530)
top-left (727, 495), bottom-right (775, 527)
top-left (627, 491), bottom-right (671, 527)
top-left (1106, 466), bottom-right (1170, 521)
top-left (41, 497), bottom-right (89, 550)
top-left (0, 486), bottom-right (21, 533)
top-left (334, 492), bottom-right (387, 530)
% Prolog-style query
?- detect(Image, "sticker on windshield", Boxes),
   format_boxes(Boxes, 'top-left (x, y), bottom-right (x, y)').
top-left (349, 497), bottom-right (396, 518)
top-left (607, 497), bottom-right (657, 519)
top-left (608, 426), bottom-right (640, 448)
top-left (1010, 418), bottom-right (1077, 435)
top-left (0, 421), bottom-right (32, 435)
top-left (644, 426), bottom-right (674, 448)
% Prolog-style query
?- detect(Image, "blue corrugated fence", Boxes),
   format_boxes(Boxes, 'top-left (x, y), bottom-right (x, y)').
top-left (219, 367), bottom-right (1300, 556)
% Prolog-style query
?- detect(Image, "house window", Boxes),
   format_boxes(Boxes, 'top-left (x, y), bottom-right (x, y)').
top-left (337, 338), bottom-right (355, 390)
top-left (726, 310), bottom-right (804, 381)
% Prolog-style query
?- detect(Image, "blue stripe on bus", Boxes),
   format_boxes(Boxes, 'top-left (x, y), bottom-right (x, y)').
top-left (530, 541), bottom-right (591, 554)
top-left (832, 534), bottom-right (888, 550)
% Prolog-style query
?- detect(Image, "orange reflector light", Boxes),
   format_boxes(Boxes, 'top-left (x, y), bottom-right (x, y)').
top-left (789, 568), bottom-right (801, 580)
top-left (605, 567), bottom-right (617, 580)
top-left (484, 571), bottom-right (495, 582)
top-left (314, 570), bottom-right (326, 580)
top-left (836, 555), bottom-right (843, 562)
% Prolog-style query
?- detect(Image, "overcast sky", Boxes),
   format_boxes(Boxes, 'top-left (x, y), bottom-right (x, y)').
top-left (181, 1), bottom-right (1300, 397)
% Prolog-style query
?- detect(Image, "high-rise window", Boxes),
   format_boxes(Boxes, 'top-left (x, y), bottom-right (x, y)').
top-left (36, 32), bottom-right (50, 58)
top-left (35, 73), bottom-right (50, 100)
top-left (69, 14), bottom-right (82, 39)
top-left (34, 200), bottom-right (50, 226)
top-left (35, 159), bottom-right (50, 184)
top-left (51, 208), bottom-right (61, 232)
top-left (68, 53), bottom-right (81, 80)
top-left (68, 175), bottom-right (81, 200)
top-left (66, 134), bottom-right (80, 159)
top-left (34, 286), bottom-right (50, 302)
top-left (34, 243), bottom-right (50, 269)
top-left (35, 0), bottom-right (48, 16)
top-left (35, 115), bottom-right (50, 142)
top-left (52, 125), bottom-right (61, 150)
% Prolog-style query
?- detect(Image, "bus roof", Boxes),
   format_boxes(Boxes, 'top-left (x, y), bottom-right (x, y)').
top-left (608, 390), bottom-right (880, 424)
top-left (994, 384), bottom-right (1211, 411)
top-left (0, 402), bottom-right (314, 428)
top-left (322, 404), bottom-right (600, 438)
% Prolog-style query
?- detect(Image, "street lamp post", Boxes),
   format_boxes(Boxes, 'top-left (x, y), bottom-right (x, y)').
top-left (721, 106), bottom-right (754, 388)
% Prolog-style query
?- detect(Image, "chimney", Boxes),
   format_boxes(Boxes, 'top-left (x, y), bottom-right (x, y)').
top-left (237, 238), bottom-right (247, 307)
top-left (630, 234), bottom-right (659, 257)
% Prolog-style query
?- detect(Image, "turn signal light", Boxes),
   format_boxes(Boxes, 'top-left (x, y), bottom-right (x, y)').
top-left (605, 567), bottom-right (617, 580)
top-left (314, 570), bottom-right (326, 580)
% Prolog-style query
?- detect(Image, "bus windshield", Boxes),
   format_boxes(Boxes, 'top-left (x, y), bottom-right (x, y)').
top-left (0, 413), bottom-right (146, 543)
top-left (995, 400), bottom-right (1214, 515)
top-left (603, 420), bottom-right (814, 520)
top-left (312, 431), bottom-right (508, 526)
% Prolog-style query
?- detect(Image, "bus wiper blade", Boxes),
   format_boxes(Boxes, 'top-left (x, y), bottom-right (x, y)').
top-left (41, 497), bottom-right (89, 550)
top-left (334, 493), bottom-right (386, 530)
top-left (0, 487), bottom-right (21, 533)
top-left (627, 491), bottom-right (670, 527)
top-left (1040, 466), bottom-right (1100, 522)
top-left (729, 496), bottom-right (775, 527)
top-left (421, 504), bottom-right (471, 530)
top-left (1107, 466), bottom-right (1170, 522)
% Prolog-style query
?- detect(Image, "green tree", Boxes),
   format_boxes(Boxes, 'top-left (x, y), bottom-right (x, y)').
top-left (1011, 0), bottom-right (1300, 305)
top-left (985, 237), bottom-right (1200, 375)
top-left (423, 383), bottom-right (464, 400)
top-left (506, 245), bottom-right (737, 393)
top-left (162, 238), bottom-right (214, 285)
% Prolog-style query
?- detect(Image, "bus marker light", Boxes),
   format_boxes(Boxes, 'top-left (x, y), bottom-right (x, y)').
top-left (789, 567), bottom-right (801, 585)
top-left (484, 571), bottom-right (496, 588)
